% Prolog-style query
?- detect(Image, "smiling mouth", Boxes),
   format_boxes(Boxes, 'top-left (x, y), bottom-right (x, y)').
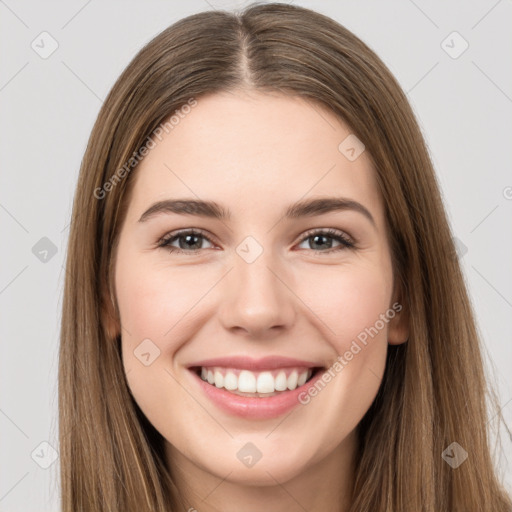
top-left (190, 366), bottom-right (324, 397)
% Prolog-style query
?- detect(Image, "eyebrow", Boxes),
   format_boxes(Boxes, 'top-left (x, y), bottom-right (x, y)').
top-left (138, 196), bottom-right (376, 227)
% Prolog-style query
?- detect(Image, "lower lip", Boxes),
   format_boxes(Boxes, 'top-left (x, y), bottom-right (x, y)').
top-left (189, 368), bottom-right (325, 420)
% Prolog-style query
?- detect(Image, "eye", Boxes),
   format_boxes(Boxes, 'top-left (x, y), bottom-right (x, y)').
top-left (157, 229), bottom-right (215, 255)
top-left (296, 228), bottom-right (355, 255)
top-left (157, 227), bottom-right (355, 255)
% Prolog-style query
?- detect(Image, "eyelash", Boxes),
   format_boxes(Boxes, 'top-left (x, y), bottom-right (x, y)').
top-left (156, 227), bottom-right (355, 256)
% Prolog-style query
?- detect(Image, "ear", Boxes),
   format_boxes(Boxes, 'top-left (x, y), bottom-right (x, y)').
top-left (387, 280), bottom-right (409, 345)
top-left (101, 285), bottom-right (121, 341)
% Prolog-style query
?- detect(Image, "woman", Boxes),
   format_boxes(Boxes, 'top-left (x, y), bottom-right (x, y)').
top-left (59, 3), bottom-right (512, 511)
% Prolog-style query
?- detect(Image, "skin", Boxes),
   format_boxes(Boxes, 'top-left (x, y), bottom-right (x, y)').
top-left (106, 89), bottom-right (408, 512)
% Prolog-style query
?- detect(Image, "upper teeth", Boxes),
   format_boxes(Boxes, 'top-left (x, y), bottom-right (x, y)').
top-left (200, 367), bottom-right (313, 393)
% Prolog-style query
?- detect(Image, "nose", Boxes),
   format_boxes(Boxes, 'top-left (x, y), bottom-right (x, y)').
top-left (217, 249), bottom-right (296, 339)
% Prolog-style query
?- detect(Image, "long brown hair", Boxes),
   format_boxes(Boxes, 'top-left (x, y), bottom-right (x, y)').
top-left (59, 3), bottom-right (512, 510)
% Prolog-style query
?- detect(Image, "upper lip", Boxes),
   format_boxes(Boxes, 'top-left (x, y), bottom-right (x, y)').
top-left (188, 356), bottom-right (324, 372)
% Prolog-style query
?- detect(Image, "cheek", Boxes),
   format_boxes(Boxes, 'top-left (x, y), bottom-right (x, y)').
top-left (295, 261), bottom-right (391, 410)
top-left (115, 251), bottom-right (224, 411)
top-left (298, 260), bottom-right (393, 350)
top-left (115, 256), bottom-right (204, 345)
top-left (115, 260), bottom-right (201, 432)
top-left (291, 265), bottom-right (391, 444)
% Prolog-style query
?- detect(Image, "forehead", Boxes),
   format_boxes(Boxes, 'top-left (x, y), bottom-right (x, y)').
top-left (124, 90), bottom-right (384, 225)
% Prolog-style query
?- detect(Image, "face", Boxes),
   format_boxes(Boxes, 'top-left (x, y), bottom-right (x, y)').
top-left (108, 90), bottom-right (408, 488)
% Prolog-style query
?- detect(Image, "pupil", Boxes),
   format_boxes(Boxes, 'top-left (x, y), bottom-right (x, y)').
top-left (181, 234), bottom-right (201, 250)
top-left (311, 234), bottom-right (330, 250)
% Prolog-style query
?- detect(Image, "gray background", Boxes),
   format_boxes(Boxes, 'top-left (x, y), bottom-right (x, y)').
top-left (1, 0), bottom-right (511, 510)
